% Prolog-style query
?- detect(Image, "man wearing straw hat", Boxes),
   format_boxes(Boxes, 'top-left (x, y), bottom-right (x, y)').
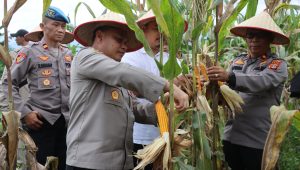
top-left (207, 12), bottom-right (289, 169)
top-left (121, 10), bottom-right (188, 169)
top-left (66, 11), bottom-right (189, 170)
top-left (3, 6), bottom-right (74, 169)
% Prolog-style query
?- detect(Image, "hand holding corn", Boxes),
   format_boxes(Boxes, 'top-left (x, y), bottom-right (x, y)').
top-left (207, 66), bottom-right (230, 82)
top-left (163, 81), bottom-right (189, 112)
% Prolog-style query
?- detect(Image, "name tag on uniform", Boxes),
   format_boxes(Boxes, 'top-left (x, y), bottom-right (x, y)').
top-left (38, 63), bottom-right (52, 68)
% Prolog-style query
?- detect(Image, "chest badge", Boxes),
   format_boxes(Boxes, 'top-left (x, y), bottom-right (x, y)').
top-left (43, 79), bottom-right (51, 86)
top-left (42, 44), bottom-right (48, 49)
top-left (41, 69), bottom-right (52, 76)
top-left (16, 53), bottom-right (27, 64)
top-left (39, 56), bottom-right (49, 61)
top-left (234, 59), bottom-right (244, 65)
top-left (64, 55), bottom-right (72, 62)
top-left (111, 90), bottom-right (119, 100)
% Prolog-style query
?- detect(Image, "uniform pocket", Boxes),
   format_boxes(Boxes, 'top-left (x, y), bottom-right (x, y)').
top-left (37, 77), bottom-right (56, 89)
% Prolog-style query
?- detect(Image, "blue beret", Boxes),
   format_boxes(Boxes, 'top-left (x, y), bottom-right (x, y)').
top-left (45, 6), bottom-right (70, 23)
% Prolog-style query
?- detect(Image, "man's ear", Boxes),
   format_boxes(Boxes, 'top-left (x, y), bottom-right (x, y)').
top-left (40, 23), bottom-right (44, 30)
top-left (96, 30), bottom-right (104, 41)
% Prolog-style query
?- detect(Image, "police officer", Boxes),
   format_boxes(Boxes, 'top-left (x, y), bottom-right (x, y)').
top-left (66, 12), bottom-right (189, 170)
top-left (207, 12), bottom-right (289, 170)
top-left (3, 6), bottom-right (74, 169)
top-left (0, 29), bottom-right (30, 111)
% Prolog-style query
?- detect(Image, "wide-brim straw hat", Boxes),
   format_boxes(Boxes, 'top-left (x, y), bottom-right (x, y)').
top-left (137, 10), bottom-right (188, 32)
top-left (74, 12), bottom-right (142, 52)
top-left (230, 12), bottom-right (289, 45)
top-left (25, 26), bottom-right (74, 44)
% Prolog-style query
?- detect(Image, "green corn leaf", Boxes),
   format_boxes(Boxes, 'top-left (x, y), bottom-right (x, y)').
top-left (98, 0), bottom-right (153, 56)
top-left (151, 0), bottom-right (184, 79)
top-left (146, 0), bottom-right (170, 38)
top-left (181, 60), bottom-right (189, 75)
top-left (192, 22), bottom-right (205, 41)
top-left (273, 3), bottom-right (300, 16)
top-left (218, 0), bottom-right (248, 52)
top-left (293, 111), bottom-right (300, 132)
top-left (43, 0), bottom-right (52, 16)
top-left (154, 58), bottom-right (163, 72)
top-left (192, 111), bottom-right (212, 170)
top-left (74, 2), bottom-right (96, 26)
top-left (245, 0), bottom-right (258, 19)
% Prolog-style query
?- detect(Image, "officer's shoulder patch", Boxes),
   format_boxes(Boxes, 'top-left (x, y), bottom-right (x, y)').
top-left (15, 53), bottom-right (27, 64)
top-left (268, 60), bottom-right (282, 70)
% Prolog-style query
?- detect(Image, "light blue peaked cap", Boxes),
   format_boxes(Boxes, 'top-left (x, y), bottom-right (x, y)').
top-left (45, 6), bottom-right (70, 23)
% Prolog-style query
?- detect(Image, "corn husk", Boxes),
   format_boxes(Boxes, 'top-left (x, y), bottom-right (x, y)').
top-left (133, 137), bottom-right (166, 170)
top-left (173, 130), bottom-right (192, 156)
top-left (219, 83), bottom-right (244, 117)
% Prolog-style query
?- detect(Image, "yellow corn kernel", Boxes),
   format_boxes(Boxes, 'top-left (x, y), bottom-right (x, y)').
top-left (194, 66), bottom-right (202, 92)
top-left (199, 63), bottom-right (208, 81)
top-left (155, 100), bottom-right (169, 134)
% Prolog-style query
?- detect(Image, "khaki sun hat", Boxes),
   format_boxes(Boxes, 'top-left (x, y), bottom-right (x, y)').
top-left (74, 11), bottom-right (142, 52)
top-left (230, 11), bottom-right (290, 45)
top-left (137, 10), bottom-right (188, 32)
top-left (25, 26), bottom-right (74, 44)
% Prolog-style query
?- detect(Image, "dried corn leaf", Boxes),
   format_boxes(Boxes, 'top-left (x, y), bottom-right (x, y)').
top-left (45, 156), bottom-right (59, 170)
top-left (0, 45), bottom-right (12, 67)
top-left (0, 143), bottom-right (8, 169)
top-left (18, 128), bottom-right (46, 170)
top-left (2, 110), bottom-right (20, 170)
top-left (2, 0), bottom-right (27, 27)
top-left (262, 105), bottom-right (299, 170)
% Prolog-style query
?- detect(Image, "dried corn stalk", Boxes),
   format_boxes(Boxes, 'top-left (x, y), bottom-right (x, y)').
top-left (2, 0), bottom-right (27, 27)
top-left (2, 110), bottom-right (20, 170)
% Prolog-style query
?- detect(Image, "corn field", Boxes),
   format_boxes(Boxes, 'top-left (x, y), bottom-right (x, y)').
top-left (0, 0), bottom-right (300, 169)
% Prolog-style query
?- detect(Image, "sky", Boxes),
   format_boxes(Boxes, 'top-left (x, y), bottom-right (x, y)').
top-left (0, 0), bottom-right (299, 48)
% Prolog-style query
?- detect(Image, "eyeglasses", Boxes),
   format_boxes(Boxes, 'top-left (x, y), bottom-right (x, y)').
top-left (245, 32), bottom-right (268, 39)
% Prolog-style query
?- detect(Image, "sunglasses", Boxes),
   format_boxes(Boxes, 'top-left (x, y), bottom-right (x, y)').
top-left (245, 32), bottom-right (269, 39)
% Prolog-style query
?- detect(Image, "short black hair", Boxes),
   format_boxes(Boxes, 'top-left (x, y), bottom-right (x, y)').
top-left (10, 29), bottom-right (28, 37)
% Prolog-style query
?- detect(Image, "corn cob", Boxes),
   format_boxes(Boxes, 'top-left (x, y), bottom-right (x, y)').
top-left (134, 100), bottom-right (170, 170)
top-left (194, 66), bottom-right (202, 92)
top-left (199, 62), bottom-right (209, 81)
top-left (155, 100), bottom-right (169, 134)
